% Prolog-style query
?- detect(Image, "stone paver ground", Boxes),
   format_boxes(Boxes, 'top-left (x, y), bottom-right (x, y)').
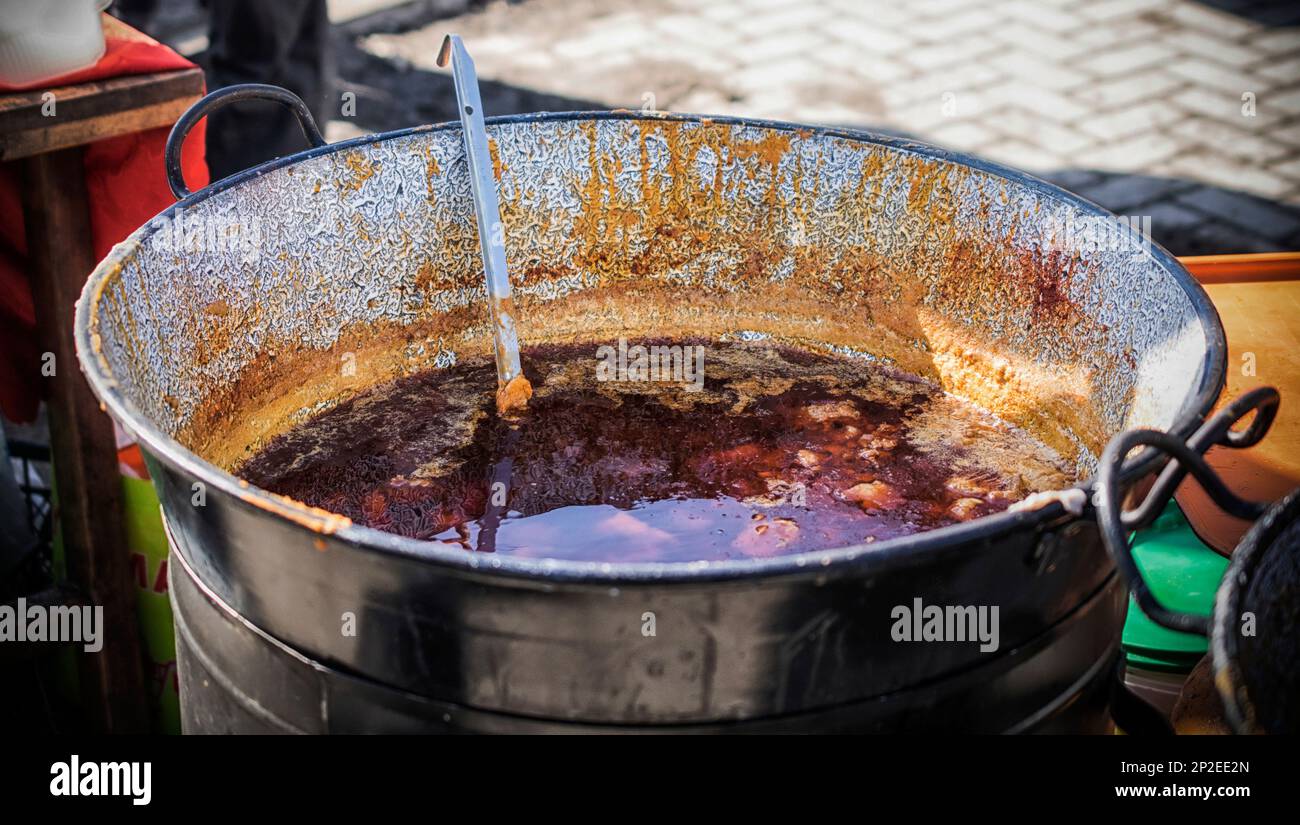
top-left (345, 0), bottom-right (1300, 254)
top-left (126, 0), bottom-right (1300, 254)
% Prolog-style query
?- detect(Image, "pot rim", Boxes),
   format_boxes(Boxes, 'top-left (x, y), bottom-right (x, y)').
top-left (75, 109), bottom-right (1227, 584)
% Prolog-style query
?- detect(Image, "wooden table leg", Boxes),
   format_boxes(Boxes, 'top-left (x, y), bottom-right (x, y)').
top-left (20, 146), bottom-right (149, 733)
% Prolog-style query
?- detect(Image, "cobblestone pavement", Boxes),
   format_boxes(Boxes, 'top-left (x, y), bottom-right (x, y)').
top-left (347, 0), bottom-right (1300, 254)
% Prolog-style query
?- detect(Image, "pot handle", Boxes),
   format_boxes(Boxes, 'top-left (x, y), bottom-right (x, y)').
top-left (1095, 386), bottom-right (1280, 636)
top-left (164, 83), bottom-right (327, 200)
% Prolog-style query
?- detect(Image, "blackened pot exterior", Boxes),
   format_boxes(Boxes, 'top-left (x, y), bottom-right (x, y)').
top-left (1213, 487), bottom-right (1300, 735)
top-left (170, 542), bottom-right (1124, 733)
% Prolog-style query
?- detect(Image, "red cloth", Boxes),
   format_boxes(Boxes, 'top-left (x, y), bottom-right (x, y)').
top-left (0, 16), bottom-right (209, 422)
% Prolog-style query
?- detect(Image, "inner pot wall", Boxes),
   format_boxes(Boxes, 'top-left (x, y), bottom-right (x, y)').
top-left (84, 114), bottom-right (1212, 479)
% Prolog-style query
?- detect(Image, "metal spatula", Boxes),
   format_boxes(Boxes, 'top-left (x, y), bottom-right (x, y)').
top-left (437, 34), bottom-right (531, 415)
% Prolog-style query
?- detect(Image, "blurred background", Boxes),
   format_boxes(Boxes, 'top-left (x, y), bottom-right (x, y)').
top-left (113, 0), bottom-right (1300, 255)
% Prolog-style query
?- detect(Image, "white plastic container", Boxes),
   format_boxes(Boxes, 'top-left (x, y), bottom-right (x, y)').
top-left (0, 0), bottom-right (111, 88)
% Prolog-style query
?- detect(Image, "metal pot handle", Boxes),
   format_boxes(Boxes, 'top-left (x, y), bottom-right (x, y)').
top-left (1095, 386), bottom-right (1280, 635)
top-left (164, 83), bottom-right (327, 200)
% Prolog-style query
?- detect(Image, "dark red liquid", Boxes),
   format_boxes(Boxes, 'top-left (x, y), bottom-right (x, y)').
top-left (237, 340), bottom-right (1071, 561)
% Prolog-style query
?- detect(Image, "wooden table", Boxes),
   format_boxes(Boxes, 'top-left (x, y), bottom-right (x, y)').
top-left (1176, 253), bottom-right (1300, 555)
top-left (0, 66), bottom-right (203, 733)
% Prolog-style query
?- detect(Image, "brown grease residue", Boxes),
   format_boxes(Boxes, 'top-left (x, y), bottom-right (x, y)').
top-left (488, 136), bottom-right (505, 182)
top-left (340, 149), bottom-right (378, 192)
top-left (236, 340), bottom-right (1073, 561)
top-left (496, 373), bottom-right (533, 415)
top-left (147, 119), bottom-right (1126, 490)
top-left (423, 144), bottom-right (441, 205)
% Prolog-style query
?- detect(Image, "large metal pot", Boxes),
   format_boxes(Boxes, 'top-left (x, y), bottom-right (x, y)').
top-left (76, 86), bottom-right (1227, 732)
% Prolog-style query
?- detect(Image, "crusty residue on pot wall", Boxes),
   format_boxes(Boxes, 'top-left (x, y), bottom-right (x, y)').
top-left (84, 117), bottom-right (1178, 484)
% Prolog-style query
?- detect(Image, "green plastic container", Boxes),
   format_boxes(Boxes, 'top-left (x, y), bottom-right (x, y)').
top-left (1121, 500), bottom-right (1227, 716)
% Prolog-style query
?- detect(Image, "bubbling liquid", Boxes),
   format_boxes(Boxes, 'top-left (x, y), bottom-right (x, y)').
top-left (236, 340), bottom-right (1074, 562)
